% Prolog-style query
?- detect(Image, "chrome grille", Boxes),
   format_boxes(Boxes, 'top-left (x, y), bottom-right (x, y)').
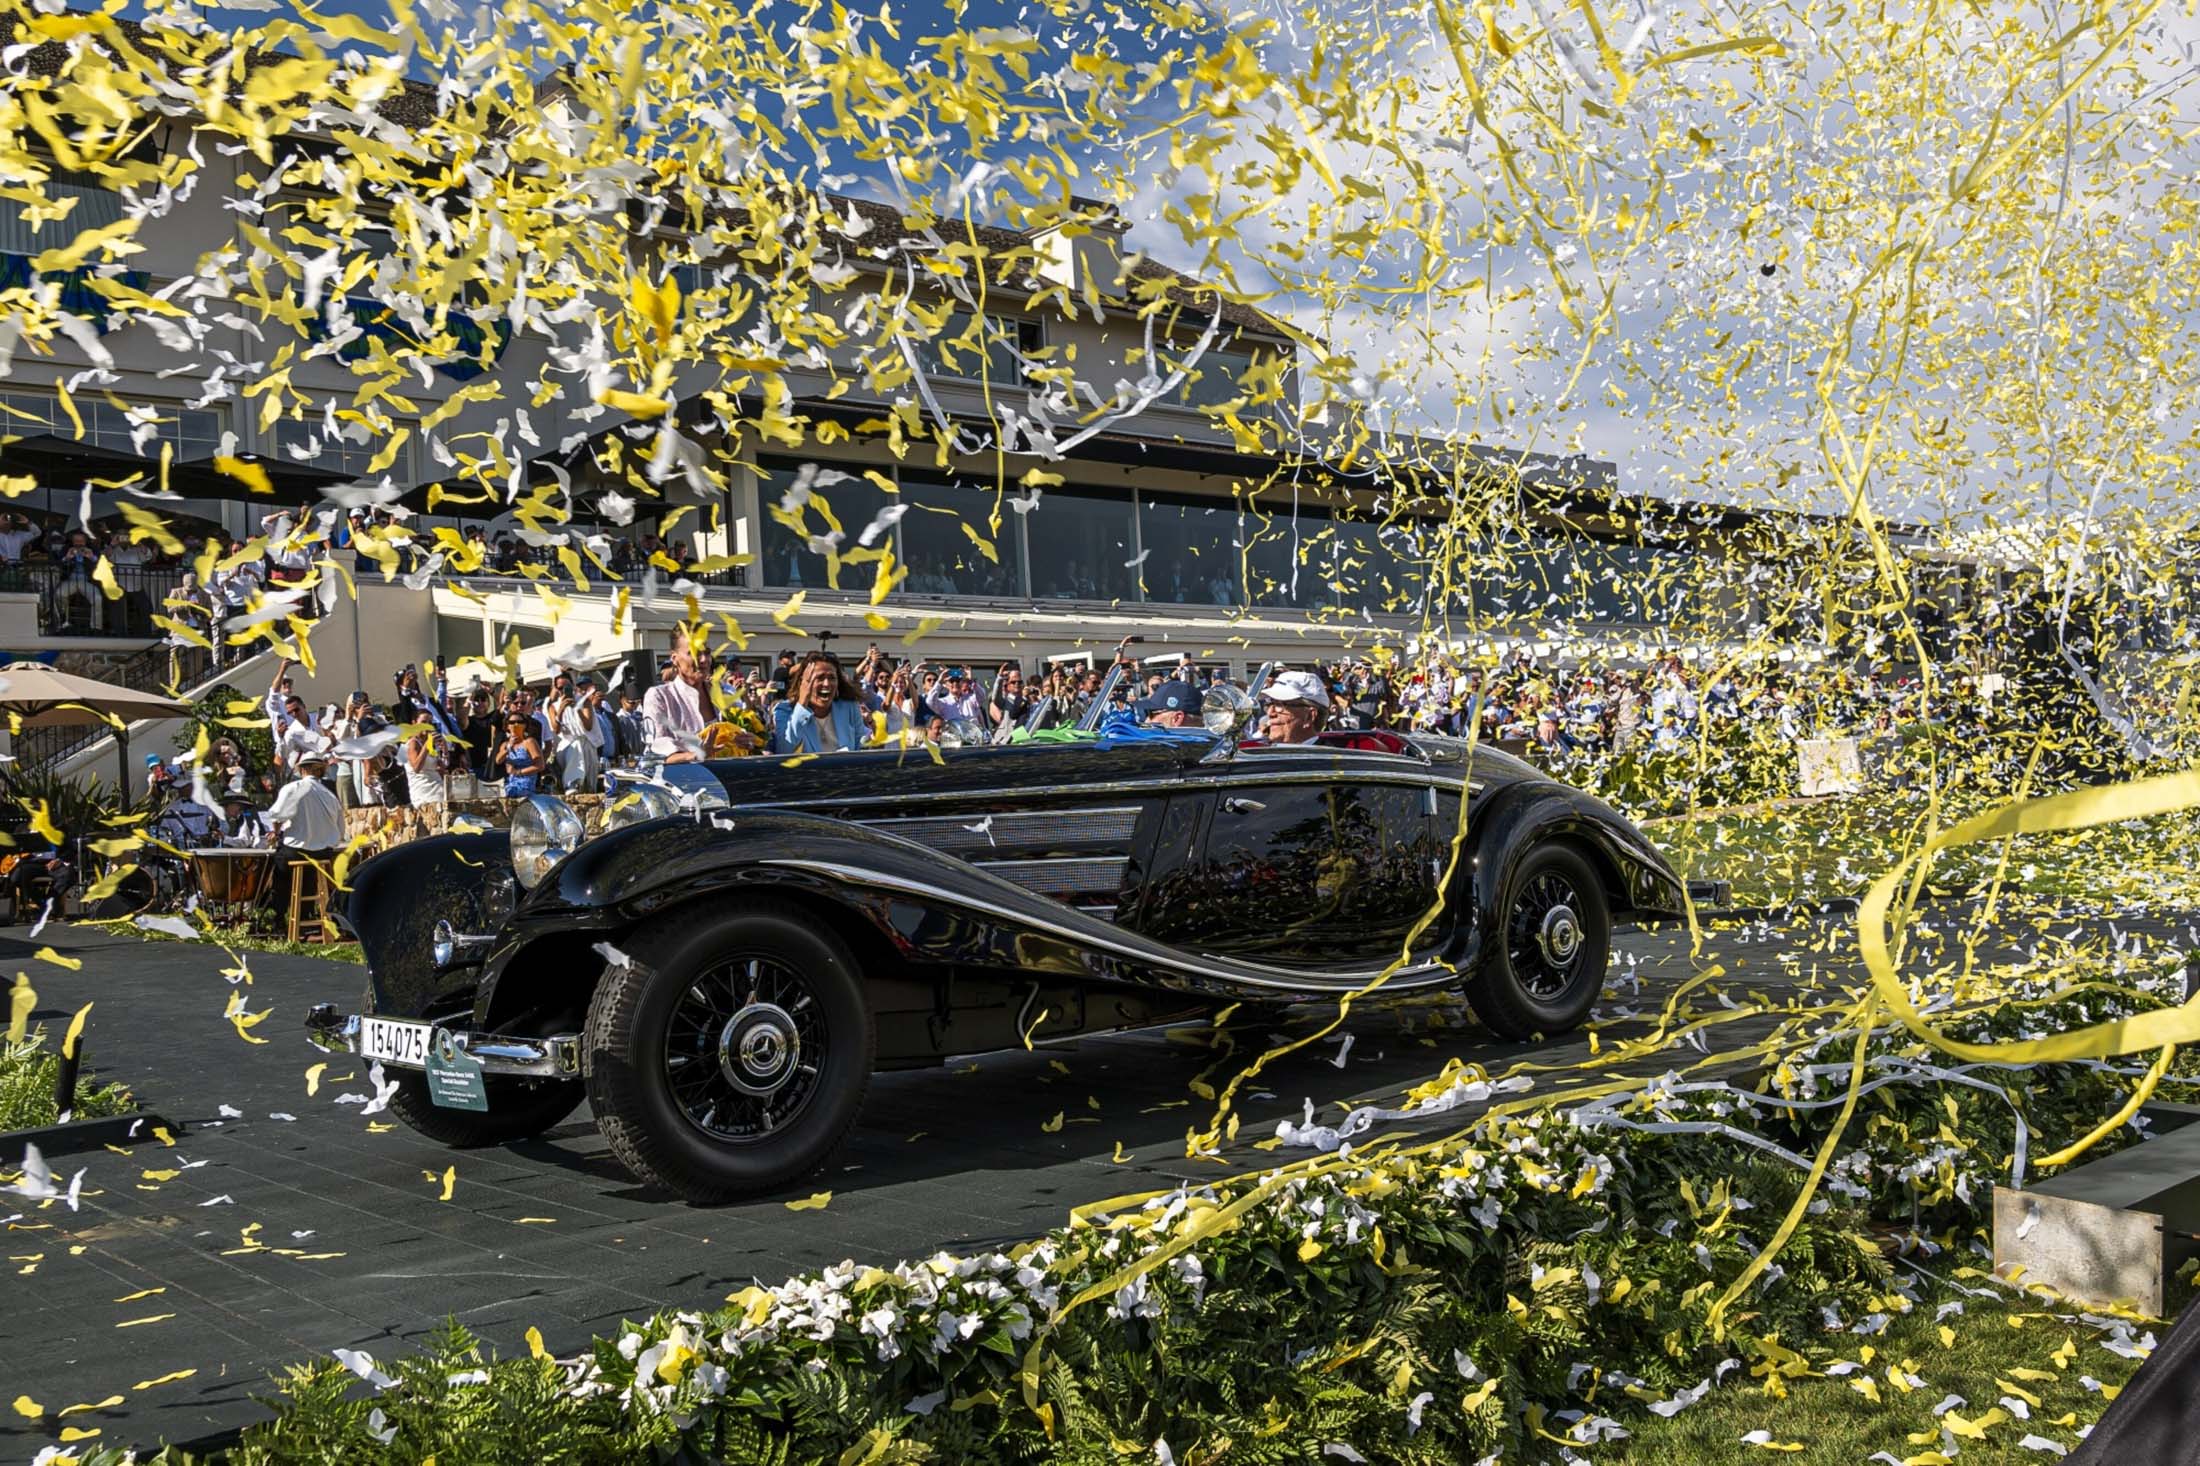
top-left (973, 856), bottom-right (1130, 898)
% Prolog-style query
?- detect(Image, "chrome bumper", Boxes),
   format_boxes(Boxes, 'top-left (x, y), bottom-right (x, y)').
top-left (303, 1003), bottom-right (584, 1080)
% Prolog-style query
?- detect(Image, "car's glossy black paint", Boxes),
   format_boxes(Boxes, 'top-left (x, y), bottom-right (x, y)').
top-left (343, 732), bottom-right (1688, 1060)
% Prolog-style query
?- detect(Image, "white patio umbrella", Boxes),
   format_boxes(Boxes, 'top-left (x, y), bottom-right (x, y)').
top-left (0, 661), bottom-right (192, 793)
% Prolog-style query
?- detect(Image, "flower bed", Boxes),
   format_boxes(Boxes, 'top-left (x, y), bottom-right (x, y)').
top-left (45, 968), bottom-right (2185, 1466)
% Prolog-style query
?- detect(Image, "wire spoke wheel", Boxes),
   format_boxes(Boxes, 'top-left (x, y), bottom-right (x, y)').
top-left (1506, 867), bottom-right (1588, 1000)
top-left (662, 952), bottom-right (826, 1142)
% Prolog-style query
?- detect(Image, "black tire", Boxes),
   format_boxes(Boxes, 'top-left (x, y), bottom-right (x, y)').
top-left (1466, 842), bottom-right (1611, 1041)
top-left (386, 1070), bottom-right (585, 1147)
top-left (583, 906), bottom-right (873, 1203)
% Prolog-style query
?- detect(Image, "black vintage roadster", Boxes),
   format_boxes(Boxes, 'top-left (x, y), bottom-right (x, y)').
top-left (307, 695), bottom-right (1688, 1202)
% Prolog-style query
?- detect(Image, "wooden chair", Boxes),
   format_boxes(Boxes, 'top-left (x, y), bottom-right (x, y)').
top-left (285, 861), bottom-right (336, 944)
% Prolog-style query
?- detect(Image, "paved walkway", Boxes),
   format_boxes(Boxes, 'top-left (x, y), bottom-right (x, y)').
top-left (1, 900), bottom-right (2188, 1453)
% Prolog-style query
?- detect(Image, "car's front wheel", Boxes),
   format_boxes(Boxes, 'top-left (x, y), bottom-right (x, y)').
top-left (1466, 842), bottom-right (1610, 1040)
top-left (584, 906), bottom-right (874, 1202)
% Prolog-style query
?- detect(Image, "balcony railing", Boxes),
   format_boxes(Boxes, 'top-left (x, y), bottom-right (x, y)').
top-left (434, 551), bottom-right (747, 592)
top-left (3, 561), bottom-right (188, 638)
top-left (10, 639), bottom-right (222, 775)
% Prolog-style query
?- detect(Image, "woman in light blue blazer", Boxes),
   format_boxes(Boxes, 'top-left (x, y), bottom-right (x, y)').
top-left (771, 654), bottom-right (872, 754)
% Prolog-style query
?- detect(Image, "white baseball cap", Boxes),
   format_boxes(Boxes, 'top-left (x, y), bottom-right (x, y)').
top-left (1260, 669), bottom-right (1330, 706)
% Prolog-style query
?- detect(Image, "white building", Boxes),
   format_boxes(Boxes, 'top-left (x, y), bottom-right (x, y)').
top-left (0, 17), bottom-right (1837, 790)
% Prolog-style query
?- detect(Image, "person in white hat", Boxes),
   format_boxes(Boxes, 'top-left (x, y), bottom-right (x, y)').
top-left (1259, 669), bottom-right (1330, 745)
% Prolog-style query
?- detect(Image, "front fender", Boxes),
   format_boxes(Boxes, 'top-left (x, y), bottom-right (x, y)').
top-left (345, 832), bottom-right (516, 1019)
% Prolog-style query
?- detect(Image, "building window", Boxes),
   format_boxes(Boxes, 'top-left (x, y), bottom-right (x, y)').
top-left (1025, 488), bottom-right (1138, 602)
top-left (0, 169), bottom-right (125, 257)
top-left (1172, 345), bottom-right (1275, 411)
top-left (1242, 503), bottom-right (1331, 611)
top-left (667, 259), bottom-right (760, 329)
top-left (758, 457), bottom-right (891, 590)
top-left (896, 473), bottom-right (1024, 598)
top-left (1135, 494), bottom-right (1244, 606)
top-left (0, 388), bottom-right (227, 461)
top-left (268, 415), bottom-right (413, 483)
top-left (910, 311), bottom-right (1037, 385)
top-left (1319, 517), bottom-right (1420, 615)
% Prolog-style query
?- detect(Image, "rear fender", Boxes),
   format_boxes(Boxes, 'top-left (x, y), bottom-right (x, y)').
top-left (1446, 783), bottom-right (1682, 969)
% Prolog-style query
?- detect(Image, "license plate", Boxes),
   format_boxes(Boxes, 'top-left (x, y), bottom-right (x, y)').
top-left (358, 1016), bottom-right (433, 1067)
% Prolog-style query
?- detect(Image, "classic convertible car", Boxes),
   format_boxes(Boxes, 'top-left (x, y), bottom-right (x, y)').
top-left (306, 686), bottom-right (1689, 1201)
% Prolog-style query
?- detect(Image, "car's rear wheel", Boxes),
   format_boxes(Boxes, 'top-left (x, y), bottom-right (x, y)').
top-left (386, 1071), bottom-right (585, 1146)
top-left (1466, 843), bottom-right (1610, 1040)
top-left (584, 906), bottom-right (873, 1202)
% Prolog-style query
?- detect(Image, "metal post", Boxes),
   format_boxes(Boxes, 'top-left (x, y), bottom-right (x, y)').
top-left (52, 1035), bottom-right (80, 1118)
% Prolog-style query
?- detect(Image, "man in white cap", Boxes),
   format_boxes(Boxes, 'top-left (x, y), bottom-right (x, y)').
top-left (266, 750), bottom-right (345, 912)
top-left (1259, 669), bottom-right (1330, 744)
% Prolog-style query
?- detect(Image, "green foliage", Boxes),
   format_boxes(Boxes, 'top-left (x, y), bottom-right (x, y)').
top-left (0, 1025), bottom-right (135, 1131)
top-left (0, 760), bottom-right (127, 840)
top-left (173, 681), bottom-right (275, 775)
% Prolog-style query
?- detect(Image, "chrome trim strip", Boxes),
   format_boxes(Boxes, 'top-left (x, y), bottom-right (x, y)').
top-left (759, 858), bottom-right (1456, 996)
top-left (733, 767), bottom-right (1479, 813)
top-left (862, 805), bottom-right (1144, 854)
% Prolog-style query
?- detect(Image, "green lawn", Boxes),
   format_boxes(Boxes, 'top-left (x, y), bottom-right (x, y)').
top-left (1615, 1283), bottom-right (2145, 1463)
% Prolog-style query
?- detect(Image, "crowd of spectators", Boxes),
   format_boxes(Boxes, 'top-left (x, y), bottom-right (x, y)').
top-left (1308, 648), bottom-right (1926, 759)
top-left (0, 502), bottom-right (730, 646)
top-left (173, 640), bottom-right (1934, 829)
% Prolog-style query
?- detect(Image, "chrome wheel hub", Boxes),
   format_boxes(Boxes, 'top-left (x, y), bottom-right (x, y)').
top-left (1539, 904), bottom-right (1582, 966)
top-left (718, 1002), bottom-right (801, 1098)
top-left (1508, 867), bottom-right (1591, 1001)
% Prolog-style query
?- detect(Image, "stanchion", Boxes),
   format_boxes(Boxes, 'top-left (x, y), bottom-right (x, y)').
top-left (52, 1030), bottom-right (81, 1118)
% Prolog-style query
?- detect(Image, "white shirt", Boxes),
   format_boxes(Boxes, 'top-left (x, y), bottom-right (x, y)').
top-left (927, 688), bottom-right (983, 723)
top-left (404, 739), bottom-right (448, 805)
top-left (268, 774), bottom-right (345, 850)
top-left (643, 678), bottom-right (707, 739)
top-left (278, 719), bottom-right (329, 772)
top-left (0, 527), bottom-right (38, 562)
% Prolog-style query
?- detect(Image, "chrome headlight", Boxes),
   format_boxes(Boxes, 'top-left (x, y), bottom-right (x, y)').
top-left (601, 783), bottom-right (679, 833)
top-left (510, 794), bottom-right (584, 889)
top-left (1202, 682), bottom-right (1256, 736)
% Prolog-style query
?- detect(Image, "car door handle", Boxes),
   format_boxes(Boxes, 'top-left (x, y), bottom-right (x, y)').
top-left (1222, 796), bottom-right (1266, 814)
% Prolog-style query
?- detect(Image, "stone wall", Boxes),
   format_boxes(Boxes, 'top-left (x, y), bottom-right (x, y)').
top-left (342, 795), bottom-right (609, 861)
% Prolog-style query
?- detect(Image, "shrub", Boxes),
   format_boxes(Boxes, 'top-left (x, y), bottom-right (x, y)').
top-left (0, 1026), bottom-right (135, 1133)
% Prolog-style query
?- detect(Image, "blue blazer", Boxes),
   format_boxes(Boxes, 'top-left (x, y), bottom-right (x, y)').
top-left (772, 699), bottom-right (870, 754)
